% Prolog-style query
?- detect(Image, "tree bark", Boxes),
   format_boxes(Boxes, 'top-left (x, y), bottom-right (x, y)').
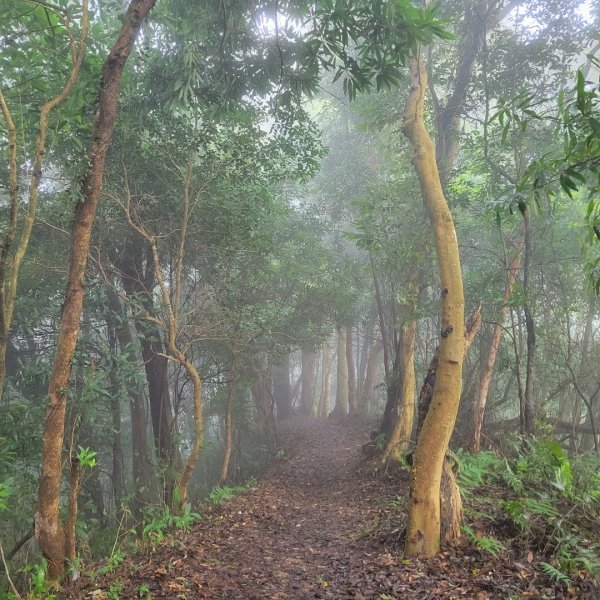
top-left (381, 321), bottom-right (417, 462)
top-left (273, 355), bottom-right (293, 419)
top-left (346, 326), bottom-right (358, 415)
top-left (332, 327), bottom-right (349, 417)
top-left (522, 210), bottom-right (536, 435)
top-left (117, 239), bottom-right (180, 501)
top-left (360, 339), bottom-right (383, 415)
top-left (318, 340), bottom-right (333, 418)
top-left (34, 0), bottom-right (157, 579)
top-left (0, 3), bottom-right (89, 399)
top-left (300, 350), bottom-right (318, 416)
top-left (220, 355), bottom-right (238, 485)
top-left (402, 58), bottom-right (466, 558)
top-left (108, 291), bottom-right (153, 514)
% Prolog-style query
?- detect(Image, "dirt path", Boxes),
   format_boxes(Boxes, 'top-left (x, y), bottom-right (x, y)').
top-left (63, 417), bottom-right (596, 599)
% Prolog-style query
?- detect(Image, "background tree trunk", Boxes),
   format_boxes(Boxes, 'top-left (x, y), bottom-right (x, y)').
top-left (332, 327), bottom-right (349, 417)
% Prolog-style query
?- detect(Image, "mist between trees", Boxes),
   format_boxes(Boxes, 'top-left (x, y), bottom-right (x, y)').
top-left (1, 0), bottom-right (600, 596)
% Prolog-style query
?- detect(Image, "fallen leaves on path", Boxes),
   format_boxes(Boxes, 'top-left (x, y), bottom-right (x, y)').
top-left (61, 417), bottom-right (598, 599)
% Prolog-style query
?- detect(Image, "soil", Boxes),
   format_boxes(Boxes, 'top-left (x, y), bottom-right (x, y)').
top-left (61, 417), bottom-right (598, 599)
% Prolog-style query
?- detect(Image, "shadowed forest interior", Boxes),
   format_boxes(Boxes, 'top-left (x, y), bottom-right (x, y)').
top-left (1, 0), bottom-right (600, 598)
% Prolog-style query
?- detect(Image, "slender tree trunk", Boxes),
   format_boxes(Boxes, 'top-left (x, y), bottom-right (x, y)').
top-left (0, 4), bottom-right (89, 399)
top-left (251, 363), bottom-right (277, 451)
top-left (34, 0), bottom-right (157, 578)
top-left (111, 395), bottom-right (125, 520)
top-left (360, 339), bottom-right (383, 415)
top-left (109, 292), bottom-right (153, 514)
top-left (300, 350), bottom-right (318, 415)
top-left (332, 327), bottom-right (349, 417)
top-left (319, 340), bottom-right (333, 418)
top-left (346, 326), bottom-right (358, 415)
top-left (402, 58), bottom-right (466, 558)
top-left (273, 355), bottom-right (292, 419)
top-left (522, 210), bottom-right (536, 435)
top-left (468, 232), bottom-right (524, 451)
top-left (117, 240), bottom-right (180, 500)
top-left (381, 321), bottom-right (417, 462)
top-left (64, 457), bottom-right (81, 565)
top-left (220, 355), bottom-right (238, 485)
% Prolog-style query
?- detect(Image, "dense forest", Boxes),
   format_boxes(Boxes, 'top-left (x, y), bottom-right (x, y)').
top-left (1, 0), bottom-right (600, 598)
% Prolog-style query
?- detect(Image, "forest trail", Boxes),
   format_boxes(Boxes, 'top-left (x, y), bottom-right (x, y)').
top-left (63, 418), bottom-right (594, 599)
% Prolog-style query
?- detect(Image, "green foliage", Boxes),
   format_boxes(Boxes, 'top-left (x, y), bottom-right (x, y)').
top-left (539, 561), bottom-right (571, 584)
top-left (76, 446), bottom-right (98, 469)
top-left (462, 524), bottom-right (505, 557)
top-left (142, 504), bottom-right (201, 544)
top-left (460, 439), bottom-right (600, 581)
top-left (456, 449), bottom-right (503, 492)
top-left (20, 561), bottom-right (56, 600)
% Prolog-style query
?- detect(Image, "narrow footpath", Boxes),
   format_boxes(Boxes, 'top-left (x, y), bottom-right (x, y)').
top-left (64, 417), bottom-right (595, 599)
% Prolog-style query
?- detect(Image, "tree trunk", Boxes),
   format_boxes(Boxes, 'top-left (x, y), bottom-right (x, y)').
top-left (346, 326), bottom-right (358, 415)
top-left (360, 339), bottom-right (383, 415)
top-left (64, 457), bottom-right (81, 565)
top-left (318, 340), bottom-right (333, 418)
top-left (108, 292), bottom-right (153, 514)
top-left (220, 356), bottom-right (238, 485)
top-left (273, 355), bottom-right (292, 419)
top-left (117, 239), bottom-right (180, 501)
top-left (0, 4), bottom-right (89, 399)
top-left (468, 231), bottom-right (524, 452)
top-left (381, 321), bottom-right (417, 462)
top-left (300, 350), bottom-right (318, 416)
top-left (522, 210), bottom-right (536, 435)
top-left (34, 0), bottom-right (157, 578)
top-left (402, 58), bottom-right (466, 558)
top-left (332, 327), bottom-right (349, 417)
top-left (111, 394), bottom-right (125, 521)
top-left (251, 363), bottom-right (277, 451)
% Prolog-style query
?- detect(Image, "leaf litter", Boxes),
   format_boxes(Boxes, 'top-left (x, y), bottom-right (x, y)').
top-left (61, 417), bottom-right (598, 599)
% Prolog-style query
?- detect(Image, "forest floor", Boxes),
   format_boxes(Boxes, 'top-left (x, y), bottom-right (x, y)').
top-left (62, 417), bottom-right (597, 599)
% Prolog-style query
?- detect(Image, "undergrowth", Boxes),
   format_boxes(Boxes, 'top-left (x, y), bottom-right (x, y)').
top-left (457, 439), bottom-right (600, 583)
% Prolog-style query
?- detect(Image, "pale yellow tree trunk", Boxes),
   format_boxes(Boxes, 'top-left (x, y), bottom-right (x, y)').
top-left (402, 58), bottom-right (465, 558)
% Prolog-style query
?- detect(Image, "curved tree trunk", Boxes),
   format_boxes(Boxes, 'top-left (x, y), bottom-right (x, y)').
top-left (34, 0), bottom-right (157, 578)
top-left (402, 58), bottom-right (465, 558)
